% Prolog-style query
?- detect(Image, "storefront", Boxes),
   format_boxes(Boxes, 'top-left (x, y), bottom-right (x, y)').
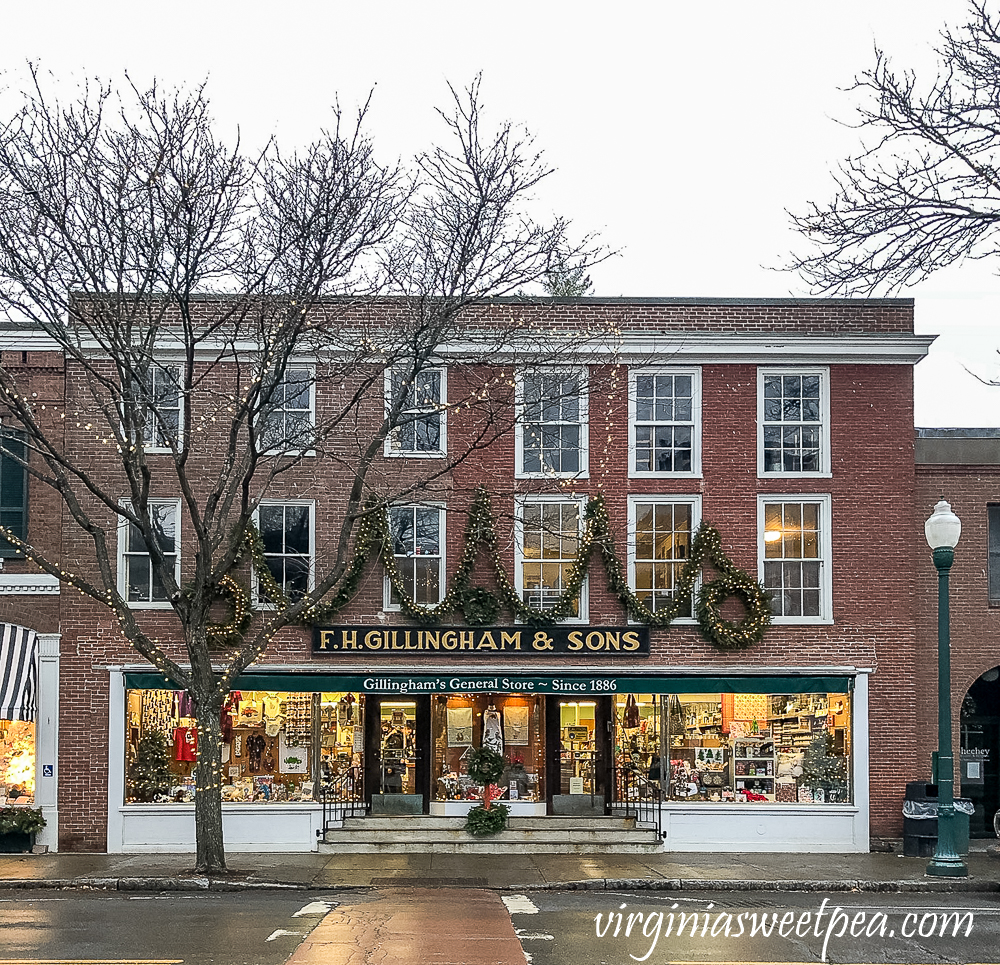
top-left (110, 663), bottom-right (869, 853)
top-left (0, 624), bottom-right (60, 852)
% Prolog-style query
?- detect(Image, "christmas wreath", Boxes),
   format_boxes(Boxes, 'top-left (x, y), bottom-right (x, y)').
top-left (465, 747), bottom-right (505, 785)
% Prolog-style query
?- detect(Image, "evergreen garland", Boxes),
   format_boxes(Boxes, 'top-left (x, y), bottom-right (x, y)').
top-left (222, 485), bottom-right (772, 650)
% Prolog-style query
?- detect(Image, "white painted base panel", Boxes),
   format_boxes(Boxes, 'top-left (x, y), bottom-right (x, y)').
top-left (658, 804), bottom-right (865, 852)
top-left (115, 804), bottom-right (324, 853)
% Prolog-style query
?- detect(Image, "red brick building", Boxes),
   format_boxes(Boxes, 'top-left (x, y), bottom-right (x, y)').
top-left (916, 428), bottom-right (1000, 838)
top-left (0, 297), bottom-right (939, 853)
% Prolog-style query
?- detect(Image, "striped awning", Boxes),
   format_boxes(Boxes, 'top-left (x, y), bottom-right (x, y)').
top-left (0, 623), bottom-right (37, 721)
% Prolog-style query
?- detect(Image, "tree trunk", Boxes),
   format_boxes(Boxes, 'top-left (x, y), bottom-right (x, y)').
top-left (192, 699), bottom-right (227, 874)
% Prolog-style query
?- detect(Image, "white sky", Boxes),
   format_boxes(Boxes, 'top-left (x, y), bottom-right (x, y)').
top-left (3, 0), bottom-right (999, 428)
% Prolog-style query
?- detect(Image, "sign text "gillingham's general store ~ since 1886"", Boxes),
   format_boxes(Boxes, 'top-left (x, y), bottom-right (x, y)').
top-left (311, 626), bottom-right (650, 657)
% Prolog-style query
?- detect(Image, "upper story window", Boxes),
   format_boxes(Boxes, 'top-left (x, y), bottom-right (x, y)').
top-left (257, 501), bottom-right (313, 603)
top-left (628, 496), bottom-right (700, 617)
top-left (629, 368), bottom-right (700, 477)
top-left (759, 495), bottom-right (832, 623)
top-left (758, 368), bottom-right (830, 476)
top-left (118, 499), bottom-right (179, 607)
top-left (385, 368), bottom-right (446, 457)
top-left (261, 366), bottom-right (314, 453)
top-left (516, 369), bottom-right (588, 478)
top-left (385, 504), bottom-right (445, 608)
top-left (515, 496), bottom-right (587, 621)
top-left (0, 435), bottom-right (26, 558)
top-left (139, 364), bottom-right (182, 450)
top-left (989, 504), bottom-right (1000, 605)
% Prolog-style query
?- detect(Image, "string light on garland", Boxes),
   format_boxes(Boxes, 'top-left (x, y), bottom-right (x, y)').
top-left (277, 485), bottom-right (772, 650)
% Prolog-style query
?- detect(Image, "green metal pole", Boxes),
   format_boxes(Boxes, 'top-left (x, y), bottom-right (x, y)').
top-left (926, 545), bottom-right (968, 877)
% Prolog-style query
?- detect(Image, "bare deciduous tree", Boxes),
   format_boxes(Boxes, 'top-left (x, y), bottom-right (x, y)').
top-left (788, 2), bottom-right (1000, 300)
top-left (0, 67), bottom-right (604, 872)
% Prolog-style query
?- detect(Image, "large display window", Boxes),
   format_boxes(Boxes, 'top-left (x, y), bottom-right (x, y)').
top-left (431, 693), bottom-right (544, 803)
top-left (125, 688), bottom-right (364, 804)
top-left (656, 691), bottom-right (852, 804)
top-left (0, 719), bottom-right (34, 805)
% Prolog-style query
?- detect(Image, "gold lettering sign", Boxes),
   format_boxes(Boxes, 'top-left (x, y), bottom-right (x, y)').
top-left (311, 626), bottom-right (649, 657)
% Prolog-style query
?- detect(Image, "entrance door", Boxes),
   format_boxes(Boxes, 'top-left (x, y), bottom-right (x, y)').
top-left (545, 696), bottom-right (611, 814)
top-left (364, 695), bottom-right (431, 813)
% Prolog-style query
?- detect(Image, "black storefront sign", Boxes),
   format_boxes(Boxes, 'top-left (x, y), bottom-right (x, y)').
top-left (311, 625), bottom-right (649, 657)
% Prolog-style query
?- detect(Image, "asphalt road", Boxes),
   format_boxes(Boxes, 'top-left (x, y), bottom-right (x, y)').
top-left (4, 887), bottom-right (1000, 965)
top-left (505, 890), bottom-right (1000, 965)
top-left (0, 889), bottom-right (342, 965)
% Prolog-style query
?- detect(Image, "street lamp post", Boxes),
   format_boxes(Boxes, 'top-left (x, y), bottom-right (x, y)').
top-left (924, 499), bottom-right (968, 878)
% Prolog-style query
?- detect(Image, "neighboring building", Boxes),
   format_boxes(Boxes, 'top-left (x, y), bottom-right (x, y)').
top-left (916, 428), bottom-right (1000, 837)
top-left (0, 297), bottom-right (940, 854)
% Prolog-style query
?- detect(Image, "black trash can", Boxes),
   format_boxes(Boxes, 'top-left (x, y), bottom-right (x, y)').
top-left (902, 782), bottom-right (938, 858)
top-left (901, 782), bottom-right (972, 857)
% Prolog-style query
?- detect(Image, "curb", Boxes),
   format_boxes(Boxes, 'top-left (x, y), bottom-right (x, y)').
top-left (0, 876), bottom-right (312, 892)
top-left (4, 875), bottom-right (1000, 894)
top-left (507, 877), bottom-right (1000, 893)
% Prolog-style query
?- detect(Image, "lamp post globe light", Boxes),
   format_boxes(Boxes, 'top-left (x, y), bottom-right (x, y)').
top-left (924, 499), bottom-right (968, 877)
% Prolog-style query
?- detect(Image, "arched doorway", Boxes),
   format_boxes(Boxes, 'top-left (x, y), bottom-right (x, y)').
top-left (960, 669), bottom-right (1000, 837)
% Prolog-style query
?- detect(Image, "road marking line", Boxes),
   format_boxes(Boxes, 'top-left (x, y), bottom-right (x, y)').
top-left (265, 929), bottom-right (304, 942)
top-left (292, 900), bottom-right (336, 916)
top-left (503, 895), bottom-right (539, 914)
top-left (0, 961), bottom-right (182, 964)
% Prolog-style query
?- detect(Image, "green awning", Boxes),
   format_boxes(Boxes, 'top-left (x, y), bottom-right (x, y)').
top-left (124, 670), bottom-right (853, 695)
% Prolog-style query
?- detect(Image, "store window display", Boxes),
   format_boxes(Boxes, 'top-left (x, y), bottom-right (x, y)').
top-left (432, 694), bottom-right (544, 803)
top-left (124, 688), bottom-right (365, 804)
top-left (659, 691), bottom-right (852, 804)
top-left (0, 719), bottom-right (34, 805)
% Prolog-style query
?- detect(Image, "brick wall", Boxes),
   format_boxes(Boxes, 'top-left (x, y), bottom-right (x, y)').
top-left (41, 298), bottom-right (922, 847)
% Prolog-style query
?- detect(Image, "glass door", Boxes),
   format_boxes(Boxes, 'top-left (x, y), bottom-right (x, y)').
top-left (378, 700), bottom-right (417, 795)
top-left (364, 695), bottom-right (431, 813)
top-left (546, 696), bottom-right (611, 814)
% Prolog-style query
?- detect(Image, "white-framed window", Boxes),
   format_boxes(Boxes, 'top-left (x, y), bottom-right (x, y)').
top-left (515, 496), bottom-right (588, 621)
top-left (758, 368), bottom-right (830, 476)
top-left (256, 501), bottom-right (314, 604)
top-left (385, 504), bottom-right (446, 609)
top-left (515, 369), bottom-right (588, 478)
top-left (137, 363), bottom-right (182, 450)
top-left (990, 504), bottom-right (1000, 605)
top-left (384, 367), bottom-right (447, 457)
top-left (759, 494), bottom-right (832, 623)
top-left (629, 367), bottom-right (701, 477)
top-left (260, 366), bottom-right (315, 453)
top-left (117, 499), bottom-right (180, 607)
top-left (627, 495), bottom-right (701, 619)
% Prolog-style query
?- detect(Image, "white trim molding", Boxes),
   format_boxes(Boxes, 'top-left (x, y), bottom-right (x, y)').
top-left (0, 574), bottom-right (60, 594)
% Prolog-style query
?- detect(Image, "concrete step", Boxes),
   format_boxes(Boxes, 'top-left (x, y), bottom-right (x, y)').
top-left (340, 815), bottom-right (641, 831)
top-left (320, 814), bottom-right (663, 854)
top-left (325, 829), bottom-right (655, 845)
top-left (318, 839), bottom-right (663, 854)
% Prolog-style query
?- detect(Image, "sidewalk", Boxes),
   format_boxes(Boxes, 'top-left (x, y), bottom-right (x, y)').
top-left (1, 844), bottom-right (999, 893)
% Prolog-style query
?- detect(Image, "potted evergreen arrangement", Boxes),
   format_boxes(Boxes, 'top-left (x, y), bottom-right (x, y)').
top-left (464, 747), bottom-right (509, 836)
top-left (0, 804), bottom-right (45, 852)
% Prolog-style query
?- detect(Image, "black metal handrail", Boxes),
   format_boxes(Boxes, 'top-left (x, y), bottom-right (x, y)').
top-left (319, 768), bottom-right (365, 836)
top-left (614, 763), bottom-right (664, 840)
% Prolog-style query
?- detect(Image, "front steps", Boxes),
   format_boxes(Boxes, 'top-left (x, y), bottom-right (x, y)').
top-left (318, 815), bottom-right (663, 854)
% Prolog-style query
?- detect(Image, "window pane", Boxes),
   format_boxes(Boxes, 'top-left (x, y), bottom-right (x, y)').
top-left (990, 505), bottom-right (1000, 603)
top-left (285, 506), bottom-right (310, 554)
top-left (260, 506), bottom-right (285, 554)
